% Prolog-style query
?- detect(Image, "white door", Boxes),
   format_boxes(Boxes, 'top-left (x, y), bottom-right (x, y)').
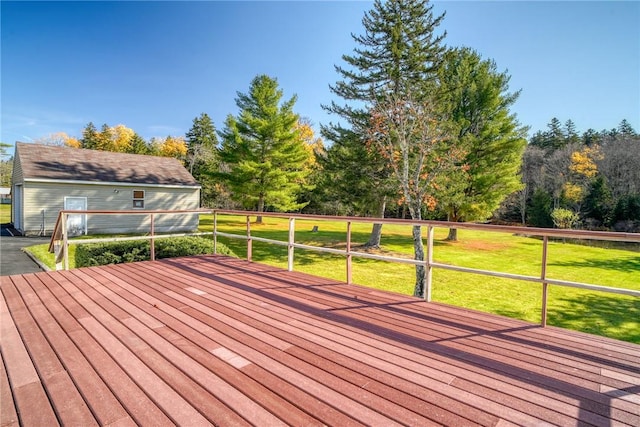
top-left (64, 196), bottom-right (87, 237)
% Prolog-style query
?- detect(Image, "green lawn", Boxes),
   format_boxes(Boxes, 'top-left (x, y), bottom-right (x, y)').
top-left (0, 203), bottom-right (10, 224)
top-left (25, 212), bottom-right (640, 343)
top-left (202, 214), bottom-right (640, 343)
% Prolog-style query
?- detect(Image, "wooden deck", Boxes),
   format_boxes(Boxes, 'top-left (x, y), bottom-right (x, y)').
top-left (1, 255), bottom-right (638, 426)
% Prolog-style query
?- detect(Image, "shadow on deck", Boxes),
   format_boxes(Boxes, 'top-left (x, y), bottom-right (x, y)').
top-left (1, 255), bottom-right (639, 426)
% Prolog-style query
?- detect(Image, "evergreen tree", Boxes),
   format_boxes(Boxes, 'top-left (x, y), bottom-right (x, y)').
top-left (218, 75), bottom-right (311, 222)
top-left (564, 119), bottom-right (580, 145)
top-left (437, 47), bottom-right (527, 240)
top-left (319, 127), bottom-right (397, 246)
top-left (185, 113), bottom-right (219, 206)
top-left (186, 113), bottom-right (218, 175)
top-left (547, 117), bottom-right (565, 149)
top-left (528, 188), bottom-right (553, 228)
top-left (97, 123), bottom-right (113, 151)
top-left (582, 128), bottom-right (602, 146)
top-left (129, 133), bottom-right (149, 155)
top-left (81, 122), bottom-right (100, 149)
top-left (584, 175), bottom-right (613, 226)
top-left (323, 0), bottom-right (446, 249)
top-left (618, 119), bottom-right (636, 137)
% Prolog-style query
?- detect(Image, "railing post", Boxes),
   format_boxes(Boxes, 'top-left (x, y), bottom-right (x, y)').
top-left (62, 212), bottom-right (69, 271)
top-left (541, 236), bottom-right (549, 326)
top-left (287, 217), bottom-right (295, 271)
top-left (150, 213), bottom-right (155, 261)
top-left (425, 225), bottom-right (434, 302)
top-left (213, 211), bottom-right (218, 255)
top-left (346, 221), bottom-right (352, 284)
top-left (246, 215), bottom-right (252, 262)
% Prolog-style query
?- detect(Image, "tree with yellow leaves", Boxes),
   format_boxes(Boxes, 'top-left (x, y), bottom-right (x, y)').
top-left (150, 136), bottom-right (187, 160)
top-left (564, 145), bottom-right (603, 212)
top-left (34, 132), bottom-right (80, 147)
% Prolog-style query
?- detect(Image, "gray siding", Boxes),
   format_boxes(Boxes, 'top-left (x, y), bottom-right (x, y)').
top-left (22, 182), bottom-right (200, 236)
top-left (11, 153), bottom-right (24, 229)
top-left (11, 153), bottom-right (24, 185)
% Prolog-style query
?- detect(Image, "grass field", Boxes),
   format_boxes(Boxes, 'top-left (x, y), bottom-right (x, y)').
top-left (23, 211), bottom-right (640, 343)
top-left (0, 203), bottom-right (10, 224)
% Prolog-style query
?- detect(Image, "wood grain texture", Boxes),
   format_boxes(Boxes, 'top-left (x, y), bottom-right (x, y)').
top-left (1, 255), bottom-right (638, 426)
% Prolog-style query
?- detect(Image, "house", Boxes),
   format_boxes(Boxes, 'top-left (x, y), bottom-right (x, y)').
top-left (0, 187), bottom-right (10, 204)
top-left (11, 142), bottom-right (201, 236)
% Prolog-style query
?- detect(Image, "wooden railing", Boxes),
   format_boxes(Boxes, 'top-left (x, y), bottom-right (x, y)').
top-left (49, 209), bottom-right (212, 270)
top-left (50, 209), bottom-right (640, 326)
top-left (212, 210), bottom-right (640, 327)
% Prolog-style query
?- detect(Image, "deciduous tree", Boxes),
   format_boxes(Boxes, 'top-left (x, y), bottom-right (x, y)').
top-left (323, 0), bottom-right (446, 247)
top-left (365, 89), bottom-right (462, 297)
top-left (150, 135), bottom-right (187, 160)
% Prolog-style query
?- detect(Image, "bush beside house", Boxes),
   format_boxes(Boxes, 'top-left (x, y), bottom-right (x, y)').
top-left (75, 236), bottom-right (235, 267)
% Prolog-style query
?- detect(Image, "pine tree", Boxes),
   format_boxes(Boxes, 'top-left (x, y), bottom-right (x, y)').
top-left (129, 133), bottom-right (149, 155)
top-left (584, 175), bottom-right (613, 226)
top-left (437, 47), bottom-right (527, 240)
top-left (618, 119), bottom-right (636, 137)
top-left (97, 124), bottom-right (113, 151)
top-left (218, 75), bottom-right (311, 222)
top-left (323, 0), bottom-right (446, 255)
top-left (186, 113), bottom-right (218, 175)
top-left (186, 113), bottom-right (219, 206)
top-left (81, 122), bottom-right (100, 149)
top-left (547, 117), bottom-right (565, 150)
top-left (564, 119), bottom-right (580, 145)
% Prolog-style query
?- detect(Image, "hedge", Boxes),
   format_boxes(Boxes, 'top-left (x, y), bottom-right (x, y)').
top-left (75, 236), bottom-right (236, 268)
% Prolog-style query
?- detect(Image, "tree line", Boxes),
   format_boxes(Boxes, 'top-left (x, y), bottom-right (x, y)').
top-left (506, 118), bottom-right (640, 232)
top-left (6, 0), bottom-right (637, 296)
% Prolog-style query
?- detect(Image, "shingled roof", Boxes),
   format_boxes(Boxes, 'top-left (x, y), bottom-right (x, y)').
top-left (16, 142), bottom-right (199, 187)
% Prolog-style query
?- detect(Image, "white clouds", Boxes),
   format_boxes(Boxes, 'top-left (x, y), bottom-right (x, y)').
top-left (1, 107), bottom-right (87, 142)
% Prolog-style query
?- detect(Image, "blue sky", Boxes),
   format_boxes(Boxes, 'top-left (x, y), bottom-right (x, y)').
top-left (2, 1), bottom-right (639, 155)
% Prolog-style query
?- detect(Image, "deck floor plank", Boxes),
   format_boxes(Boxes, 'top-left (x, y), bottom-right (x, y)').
top-left (151, 258), bottom-right (636, 419)
top-left (1, 255), bottom-right (639, 426)
top-left (138, 258), bottom-right (636, 427)
top-left (84, 265), bottom-right (357, 427)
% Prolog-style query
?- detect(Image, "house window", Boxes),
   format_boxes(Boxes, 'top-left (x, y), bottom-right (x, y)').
top-left (133, 190), bottom-right (145, 209)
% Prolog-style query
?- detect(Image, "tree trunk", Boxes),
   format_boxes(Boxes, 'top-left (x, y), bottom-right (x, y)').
top-left (412, 224), bottom-right (426, 298)
top-left (364, 197), bottom-right (386, 248)
top-left (257, 197), bottom-right (264, 224)
top-left (407, 203), bottom-right (426, 298)
top-left (446, 210), bottom-right (459, 242)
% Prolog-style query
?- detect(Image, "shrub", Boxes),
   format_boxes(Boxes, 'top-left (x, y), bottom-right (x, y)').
top-left (75, 236), bottom-right (236, 268)
top-left (551, 208), bottom-right (580, 229)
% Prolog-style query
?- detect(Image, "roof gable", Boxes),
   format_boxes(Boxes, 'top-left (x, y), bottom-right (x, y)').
top-left (15, 143), bottom-right (199, 187)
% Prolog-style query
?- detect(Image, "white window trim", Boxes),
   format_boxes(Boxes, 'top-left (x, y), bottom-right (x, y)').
top-left (133, 190), bottom-right (145, 209)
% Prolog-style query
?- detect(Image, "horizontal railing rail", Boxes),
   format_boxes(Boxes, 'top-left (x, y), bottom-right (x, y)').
top-left (211, 209), bottom-right (640, 327)
top-left (49, 209), bottom-right (212, 270)
top-left (49, 209), bottom-right (640, 327)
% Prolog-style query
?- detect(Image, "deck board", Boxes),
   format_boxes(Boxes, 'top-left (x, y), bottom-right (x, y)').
top-left (1, 255), bottom-right (639, 426)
